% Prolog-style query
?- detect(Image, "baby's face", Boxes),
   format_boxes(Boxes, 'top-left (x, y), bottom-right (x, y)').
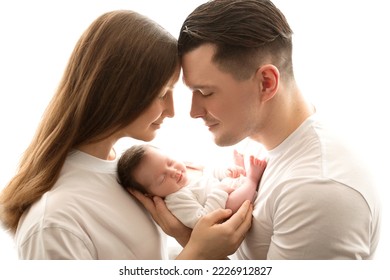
top-left (133, 147), bottom-right (189, 197)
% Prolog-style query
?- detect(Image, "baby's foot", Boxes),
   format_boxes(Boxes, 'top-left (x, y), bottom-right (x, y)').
top-left (233, 149), bottom-right (245, 169)
top-left (247, 155), bottom-right (267, 183)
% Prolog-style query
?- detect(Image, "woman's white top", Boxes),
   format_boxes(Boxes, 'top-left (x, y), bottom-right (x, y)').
top-left (15, 150), bottom-right (167, 259)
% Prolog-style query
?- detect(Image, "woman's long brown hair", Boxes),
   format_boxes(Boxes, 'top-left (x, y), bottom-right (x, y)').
top-left (0, 10), bottom-right (179, 233)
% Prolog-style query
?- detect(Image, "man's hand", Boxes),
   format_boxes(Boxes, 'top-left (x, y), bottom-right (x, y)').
top-left (177, 200), bottom-right (253, 260)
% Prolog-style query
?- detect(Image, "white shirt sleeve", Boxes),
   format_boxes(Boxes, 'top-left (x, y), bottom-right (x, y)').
top-left (18, 227), bottom-right (95, 260)
top-left (242, 181), bottom-right (373, 259)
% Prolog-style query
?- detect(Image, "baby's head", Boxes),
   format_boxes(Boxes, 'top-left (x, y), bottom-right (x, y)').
top-left (117, 144), bottom-right (189, 197)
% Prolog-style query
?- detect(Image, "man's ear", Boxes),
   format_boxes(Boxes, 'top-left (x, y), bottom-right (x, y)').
top-left (255, 64), bottom-right (279, 102)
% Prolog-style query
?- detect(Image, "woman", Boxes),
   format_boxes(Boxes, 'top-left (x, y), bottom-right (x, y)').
top-left (0, 10), bottom-right (252, 259)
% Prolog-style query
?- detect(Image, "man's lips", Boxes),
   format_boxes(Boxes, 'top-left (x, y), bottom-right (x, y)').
top-left (204, 119), bottom-right (218, 126)
top-left (206, 123), bottom-right (219, 130)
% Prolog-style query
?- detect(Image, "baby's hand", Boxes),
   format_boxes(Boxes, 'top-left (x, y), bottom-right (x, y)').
top-left (226, 166), bottom-right (246, 178)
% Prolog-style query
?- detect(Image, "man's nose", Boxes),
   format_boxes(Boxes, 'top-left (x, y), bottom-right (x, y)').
top-left (190, 93), bottom-right (205, 119)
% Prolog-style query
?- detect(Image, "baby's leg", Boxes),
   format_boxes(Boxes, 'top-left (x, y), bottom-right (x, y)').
top-left (225, 156), bottom-right (266, 213)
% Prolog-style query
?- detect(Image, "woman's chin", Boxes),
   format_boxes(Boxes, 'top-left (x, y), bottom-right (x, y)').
top-left (136, 131), bottom-right (157, 142)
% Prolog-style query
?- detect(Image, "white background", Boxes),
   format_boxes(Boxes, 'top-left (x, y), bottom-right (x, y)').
top-left (0, 0), bottom-right (388, 262)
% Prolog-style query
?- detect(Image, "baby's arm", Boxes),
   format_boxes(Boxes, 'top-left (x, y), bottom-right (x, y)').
top-left (225, 156), bottom-right (267, 213)
top-left (166, 186), bottom-right (229, 229)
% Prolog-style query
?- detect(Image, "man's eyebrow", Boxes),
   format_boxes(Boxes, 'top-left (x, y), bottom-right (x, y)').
top-left (188, 84), bottom-right (216, 91)
top-left (182, 77), bottom-right (215, 90)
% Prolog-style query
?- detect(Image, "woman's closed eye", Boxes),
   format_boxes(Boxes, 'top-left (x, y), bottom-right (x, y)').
top-left (159, 89), bottom-right (173, 100)
top-left (159, 93), bottom-right (167, 100)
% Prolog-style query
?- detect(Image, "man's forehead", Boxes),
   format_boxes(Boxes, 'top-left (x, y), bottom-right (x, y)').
top-left (182, 44), bottom-right (216, 72)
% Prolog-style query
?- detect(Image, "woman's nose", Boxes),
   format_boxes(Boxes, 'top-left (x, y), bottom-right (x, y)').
top-left (163, 92), bottom-right (175, 118)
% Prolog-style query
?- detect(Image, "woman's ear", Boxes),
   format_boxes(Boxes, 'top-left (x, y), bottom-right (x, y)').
top-left (255, 64), bottom-right (279, 102)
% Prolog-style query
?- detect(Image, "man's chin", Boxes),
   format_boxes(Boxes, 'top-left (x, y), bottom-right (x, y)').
top-left (212, 134), bottom-right (241, 147)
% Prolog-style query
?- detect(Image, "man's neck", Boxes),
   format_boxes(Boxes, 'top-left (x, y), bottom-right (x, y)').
top-left (254, 86), bottom-right (315, 150)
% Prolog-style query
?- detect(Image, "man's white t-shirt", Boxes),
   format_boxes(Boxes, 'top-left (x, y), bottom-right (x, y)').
top-left (236, 115), bottom-right (381, 259)
top-left (15, 150), bottom-right (167, 259)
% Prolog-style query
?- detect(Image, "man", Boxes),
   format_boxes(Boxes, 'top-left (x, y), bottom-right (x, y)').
top-left (177, 0), bottom-right (381, 259)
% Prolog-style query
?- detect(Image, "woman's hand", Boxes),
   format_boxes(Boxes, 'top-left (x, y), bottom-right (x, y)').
top-left (129, 189), bottom-right (191, 246)
top-left (177, 200), bottom-right (253, 260)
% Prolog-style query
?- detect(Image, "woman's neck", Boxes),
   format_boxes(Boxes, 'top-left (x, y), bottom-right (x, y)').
top-left (78, 138), bottom-right (117, 160)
